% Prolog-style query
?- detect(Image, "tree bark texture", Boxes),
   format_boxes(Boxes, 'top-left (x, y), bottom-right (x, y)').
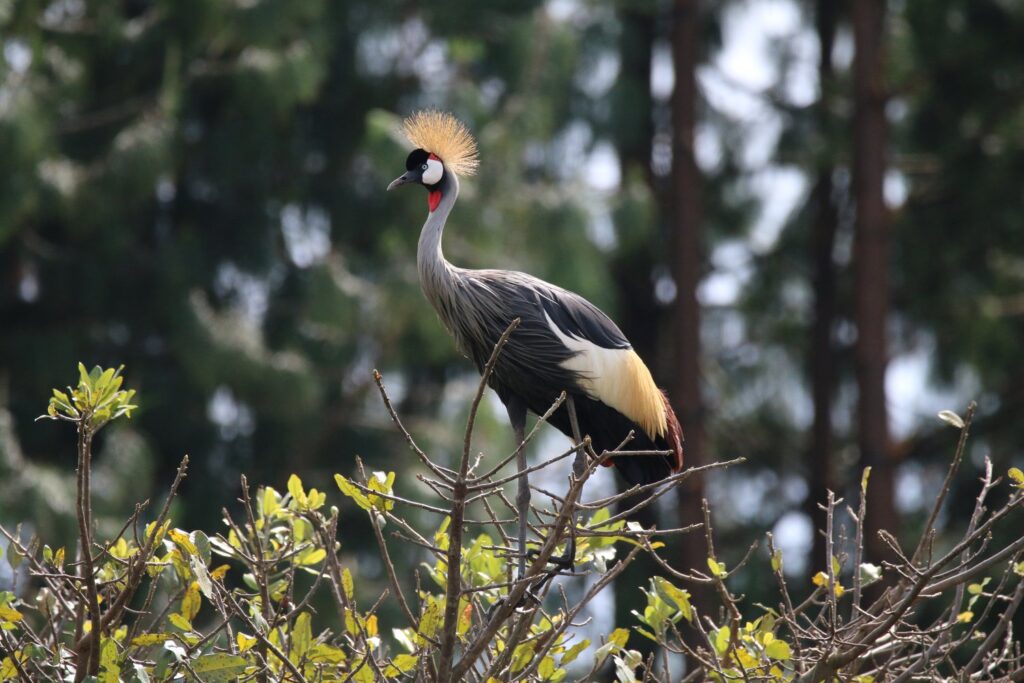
top-left (852, 0), bottom-right (898, 564)
top-left (806, 0), bottom-right (840, 576)
top-left (670, 0), bottom-right (708, 608)
top-left (609, 2), bottom-right (663, 652)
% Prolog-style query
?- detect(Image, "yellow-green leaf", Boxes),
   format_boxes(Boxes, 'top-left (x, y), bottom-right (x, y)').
top-left (131, 633), bottom-right (174, 647)
top-left (168, 529), bottom-right (198, 557)
top-left (288, 474), bottom-right (307, 507)
top-left (335, 474), bottom-right (372, 511)
top-left (714, 626), bottom-right (730, 655)
top-left (652, 577), bottom-right (693, 622)
top-left (608, 628), bottom-right (629, 649)
top-left (181, 582), bottom-right (201, 621)
top-left (342, 567), bottom-right (354, 599)
top-left (168, 613), bottom-right (192, 632)
top-left (707, 556), bottom-right (726, 578)
top-left (538, 655), bottom-right (556, 680)
top-left (390, 654), bottom-right (418, 675)
top-left (419, 599), bottom-right (441, 639)
top-left (510, 641), bottom-right (536, 673)
top-left (0, 607), bottom-right (22, 623)
top-left (298, 548), bottom-right (326, 566)
top-left (236, 632), bottom-right (257, 653)
top-left (351, 663), bottom-right (374, 683)
top-left (291, 612), bottom-right (312, 663)
top-left (1009, 467), bottom-right (1024, 488)
top-left (560, 639), bottom-right (590, 666)
top-left (956, 611), bottom-right (974, 623)
top-left (190, 653), bottom-right (248, 682)
top-left (765, 639), bottom-right (791, 661)
top-left (262, 487), bottom-right (280, 516)
top-left (99, 637), bottom-right (120, 683)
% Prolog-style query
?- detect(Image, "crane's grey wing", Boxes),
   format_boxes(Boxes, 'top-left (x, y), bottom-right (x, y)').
top-left (458, 271), bottom-right (668, 440)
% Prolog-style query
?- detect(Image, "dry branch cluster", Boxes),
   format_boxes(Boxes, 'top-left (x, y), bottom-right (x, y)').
top-left (0, 358), bottom-right (1022, 682)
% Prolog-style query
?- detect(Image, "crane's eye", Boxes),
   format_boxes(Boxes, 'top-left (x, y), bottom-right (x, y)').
top-left (421, 164), bottom-right (428, 170)
top-left (421, 158), bottom-right (443, 185)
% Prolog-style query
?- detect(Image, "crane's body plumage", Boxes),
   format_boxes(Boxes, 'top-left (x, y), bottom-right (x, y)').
top-left (417, 170), bottom-right (683, 486)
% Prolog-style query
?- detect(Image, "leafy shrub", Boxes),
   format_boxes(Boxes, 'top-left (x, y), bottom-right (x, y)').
top-left (0, 360), bottom-right (1022, 682)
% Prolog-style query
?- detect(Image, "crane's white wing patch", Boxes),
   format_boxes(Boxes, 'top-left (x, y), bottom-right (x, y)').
top-left (544, 312), bottom-right (667, 439)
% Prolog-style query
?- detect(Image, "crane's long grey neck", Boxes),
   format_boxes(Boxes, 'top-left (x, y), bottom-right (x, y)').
top-left (417, 172), bottom-right (461, 307)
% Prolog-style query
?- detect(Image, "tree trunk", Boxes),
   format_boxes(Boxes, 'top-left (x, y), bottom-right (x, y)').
top-left (670, 0), bottom-right (708, 608)
top-left (805, 0), bottom-right (839, 576)
top-left (609, 2), bottom-right (662, 654)
top-left (852, 0), bottom-right (897, 564)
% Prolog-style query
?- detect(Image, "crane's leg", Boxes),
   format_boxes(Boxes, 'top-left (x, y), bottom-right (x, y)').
top-left (545, 395), bottom-right (586, 572)
top-left (506, 397), bottom-right (530, 581)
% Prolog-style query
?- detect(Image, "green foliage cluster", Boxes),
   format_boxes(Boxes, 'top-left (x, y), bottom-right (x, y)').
top-left (44, 364), bottom-right (138, 430)
top-left (3, 368), bottom-right (1023, 682)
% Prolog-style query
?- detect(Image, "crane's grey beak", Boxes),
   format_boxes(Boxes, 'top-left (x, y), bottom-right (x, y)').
top-left (387, 172), bottom-right (415, 191)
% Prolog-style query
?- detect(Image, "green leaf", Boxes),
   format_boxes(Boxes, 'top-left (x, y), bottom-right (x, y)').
top-left (418, 598), bottom-right (441, 639)
top-left (351, 663), bottom-right (374, 683)
top-left (652, 577), bottom-right (693, 622)
top-left (560, 639), bottom-right (589, 666)
top-left (707, 556), bottom-right (726, 578)
top-left (190, 654), bottom-right (248, 682)
top-left (288, 474), bottom-right (307, 507)
top-left (1009, 467), bottom-right (1024, 488)
top-left (510, 641), bottom-right (536, 673)
top-left (335, 474), bottom-right (372, 511)
top-left (771, 549), bottom-right (783, 572)
top-left (367, 471), bottom-right (396, 511)
top-left (538, 656), bottom-right (556, 680)
top-left (765, 639), bottom-right (791, 661)
top-left (292, 612), bottom-right (312, 663)
top-left (391, 654), bottom-right (418, 674)
top-left (262, 487), bottom-right (281, 517)
top-left (298, 548), bottom-right (326, 566)
top-left (99, 637), bottom-right (120, 683)
top-left (130, 633), bottom-right (175, 647)
top-left (180, 582), bottom-right (200, 621)
top-left (168, 613), bottom-right (192, 632)
top-left (0, 606), bottom-right (22, 623)
top-left (608, 628), bottom-right (629, 649)
top-left (342, 568), bottom-right (354, 599)
top-left (714, 626), bottom-right (730, 655)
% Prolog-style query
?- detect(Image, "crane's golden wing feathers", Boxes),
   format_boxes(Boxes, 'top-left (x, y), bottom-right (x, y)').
top-left (402, 110), bottom-right (479, 176)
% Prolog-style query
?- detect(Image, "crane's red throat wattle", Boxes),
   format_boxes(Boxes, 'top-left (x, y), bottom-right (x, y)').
top-left (428, 190), bottom-right (442, 212)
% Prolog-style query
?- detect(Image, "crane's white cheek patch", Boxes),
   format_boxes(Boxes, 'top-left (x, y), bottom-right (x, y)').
top-left (422, 158), bottom-right (443, 185)
top-left (543, 313), bottom-right (667, 439)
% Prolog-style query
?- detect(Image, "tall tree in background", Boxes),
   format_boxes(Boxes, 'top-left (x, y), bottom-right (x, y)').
top-left (852, 0), bottom-right (897, 562)
top-left (670, 0), bottom-right (707, 597)
top-left (805, 0), bottom-right (841, 572)
top-left (607, 0), bottom-right (664, 646)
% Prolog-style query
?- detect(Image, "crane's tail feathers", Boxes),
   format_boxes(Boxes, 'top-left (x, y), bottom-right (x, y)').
top-left (662, 390), bottom-right (685, 473)
top-left (607, 391), bottom-right (684, 486)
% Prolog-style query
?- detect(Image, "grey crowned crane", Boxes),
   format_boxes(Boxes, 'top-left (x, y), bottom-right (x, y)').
top-left (387, 111), bottom-right (684, 578)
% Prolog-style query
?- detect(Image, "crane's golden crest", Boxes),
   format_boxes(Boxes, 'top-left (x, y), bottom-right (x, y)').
top-left (402, 110), bottom-right (479, 177)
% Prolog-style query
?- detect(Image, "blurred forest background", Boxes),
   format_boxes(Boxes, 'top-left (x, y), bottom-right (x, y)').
top-left (1, 0), bottom-right (1023, 646)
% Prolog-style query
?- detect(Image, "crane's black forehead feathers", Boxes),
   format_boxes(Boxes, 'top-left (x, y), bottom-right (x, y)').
top-left (405, 148), bottom-right (431, 170)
